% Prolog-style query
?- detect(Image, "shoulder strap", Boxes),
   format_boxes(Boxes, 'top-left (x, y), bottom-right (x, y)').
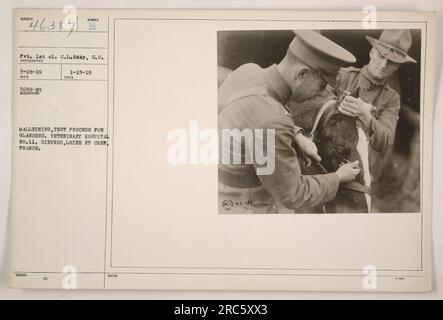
top-left (218, 86), bottom-right (281, 114)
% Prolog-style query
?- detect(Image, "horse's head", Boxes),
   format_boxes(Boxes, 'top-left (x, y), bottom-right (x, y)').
top-left (290, 97), bottom-right (370, 213)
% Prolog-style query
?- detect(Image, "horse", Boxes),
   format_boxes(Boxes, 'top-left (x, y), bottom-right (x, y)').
top-left (288, 92), bottom-right (371, 213)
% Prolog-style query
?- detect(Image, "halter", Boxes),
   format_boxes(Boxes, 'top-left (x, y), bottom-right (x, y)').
top-left (309, 100), bottom-right (371, 196)
top-left (309, 100), bottom-right (336, 140)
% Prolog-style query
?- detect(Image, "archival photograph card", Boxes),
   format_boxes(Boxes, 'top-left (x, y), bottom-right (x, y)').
top-left (9, 9), bottom-right (435, 291)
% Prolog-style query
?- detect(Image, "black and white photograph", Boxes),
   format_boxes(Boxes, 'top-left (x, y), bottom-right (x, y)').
top-left (218, 29), bottom-right (421, 214)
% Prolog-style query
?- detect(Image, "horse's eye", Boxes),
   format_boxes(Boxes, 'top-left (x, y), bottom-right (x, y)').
top-left (335, 145), bottom-right (351, 156)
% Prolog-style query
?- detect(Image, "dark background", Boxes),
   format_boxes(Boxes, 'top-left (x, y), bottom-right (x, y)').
top-left (217, 30), bottom-right (422, 212)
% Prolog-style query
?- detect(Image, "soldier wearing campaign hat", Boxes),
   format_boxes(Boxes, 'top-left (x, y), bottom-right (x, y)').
top-left (336, 29), bottom-right (416, 151)
top-left (334, 29), bottom-right (417, 181)
top-left (218, 30), bottom-right (361, 213)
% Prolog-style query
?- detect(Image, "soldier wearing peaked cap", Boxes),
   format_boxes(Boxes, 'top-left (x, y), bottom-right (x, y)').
top-left (218, 30), bottom-right (360, 214)
top-left (334, 29), bottom-right (417, 181)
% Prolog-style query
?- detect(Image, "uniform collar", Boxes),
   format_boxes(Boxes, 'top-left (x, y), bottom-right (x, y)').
top-left (263, 64), bottom-right (291, 104)
top-left (360, 65), bottom-right (388, 87)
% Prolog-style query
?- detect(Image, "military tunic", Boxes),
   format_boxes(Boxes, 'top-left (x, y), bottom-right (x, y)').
top-left (218, 63), bottom-right (340, 213)
top-left (335, 65), bottom-right (401, 152)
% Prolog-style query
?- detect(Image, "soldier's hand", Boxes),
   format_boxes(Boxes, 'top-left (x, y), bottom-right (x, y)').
top-left (338, 96), bottom-right (375, 132)
top-left (335, 161), bottom-right (360, 182)
top-left (338, 96), bottom-right (375, 117)
top-left (294, 133), bottom-right (321, 167)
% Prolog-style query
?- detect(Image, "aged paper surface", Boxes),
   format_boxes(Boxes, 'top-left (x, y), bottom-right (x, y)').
top-left (10, 9), bottom-right (435, 291)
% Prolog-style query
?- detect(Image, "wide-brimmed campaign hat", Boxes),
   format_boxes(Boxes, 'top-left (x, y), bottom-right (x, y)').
top-left (366, 29), bottom-right (417, 64)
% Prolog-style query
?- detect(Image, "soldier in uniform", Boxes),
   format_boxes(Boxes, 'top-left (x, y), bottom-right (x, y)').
top-left (218, 30), bottom-right (361, 214)
top-left (335, 30), bottom-right (417, 180)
